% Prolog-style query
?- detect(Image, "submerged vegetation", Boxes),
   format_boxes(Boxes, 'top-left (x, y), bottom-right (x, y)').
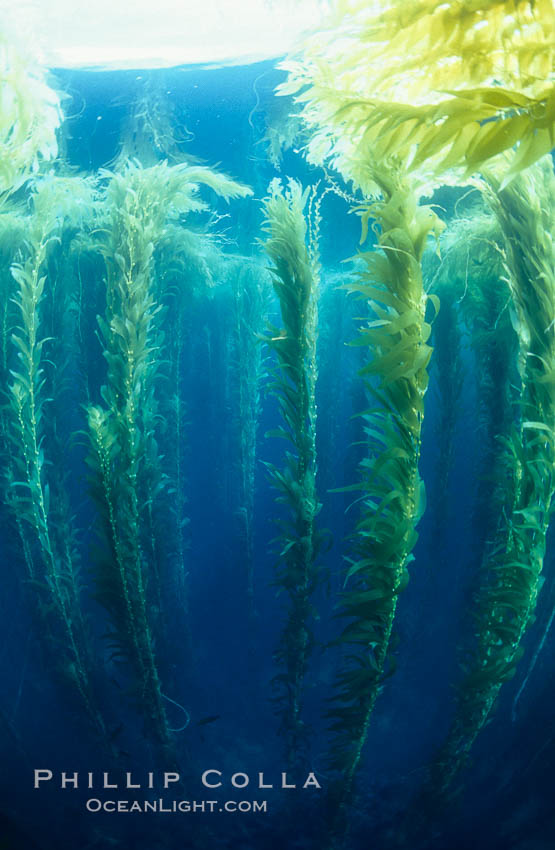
top-left (3, 177), bottom-right (108, 743)
top-left (262, 178), bottom-right (321, 766)
top-left (86, 160), bottom-right (251, 750)
top-left (277, 0), bottom-right (554, 843)
top-left (0, 23), bottom-right (60, 195)
top-left (428, 157), bottom-right (555, 795)
top-left (323, 168), bottom-right (438, 844)
top-left (0, 1), bottom-right (554, 848)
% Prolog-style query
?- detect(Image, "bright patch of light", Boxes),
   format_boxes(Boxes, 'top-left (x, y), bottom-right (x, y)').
top-left (3, 0), bottom-right (329, 70)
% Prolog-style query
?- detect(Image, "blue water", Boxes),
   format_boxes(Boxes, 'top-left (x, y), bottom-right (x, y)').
top-left (0, 60), bottom-right (554, 850)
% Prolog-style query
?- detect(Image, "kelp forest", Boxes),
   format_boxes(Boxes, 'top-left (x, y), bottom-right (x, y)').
top-left (0, 2), bottom-right (554, 849)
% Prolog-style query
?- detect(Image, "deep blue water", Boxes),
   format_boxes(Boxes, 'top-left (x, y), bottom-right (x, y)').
top-left (0, 60), bottom-right (554, 850)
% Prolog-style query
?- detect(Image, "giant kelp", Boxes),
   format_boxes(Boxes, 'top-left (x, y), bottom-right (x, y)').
top-left (426, 157), bottom-right (555, 795)
top-left (149, 223), bottom-right (218, 665)
top-left (86, 159), bottom-right (251, 752)
top-left (0, 22), bottom-right (60, 196)
top-left (0, 212), bottom-right (25, 382)
top-left (278, 2), bottom-right (554, 836)
top-left (2, 176), bottom-right (108, 742)
top-left (262, 178), bottom-right (321, 767)
top-left (427, 277), bottom-right (464, 544)
top-left (279, 9), bottom-right (442, 838)
top-left (110, 74), bottom-right (190, 171)
top-left (428, 211), bottom-right (518, 551)
top-left (323, 167), bottom-right (439, 847)
top-left (0, 6), bottom-right (553, 849)
top-left (279, 0), bottom-right (554, 190)
top-left (229, 260), bottom-right (271, 620)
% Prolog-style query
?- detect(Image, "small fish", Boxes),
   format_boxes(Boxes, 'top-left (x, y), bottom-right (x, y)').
top-left (109, 723), bottom-right (124, 741)
top-left (196, 714), bottom-right (221, 727)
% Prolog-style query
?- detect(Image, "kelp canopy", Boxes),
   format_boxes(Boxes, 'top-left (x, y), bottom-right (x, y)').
top-left (280, 0), bottom-right (554, 190)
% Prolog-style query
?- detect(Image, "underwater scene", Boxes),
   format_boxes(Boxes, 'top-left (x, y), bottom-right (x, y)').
top-left (1, 1), bottom-right (554, 849)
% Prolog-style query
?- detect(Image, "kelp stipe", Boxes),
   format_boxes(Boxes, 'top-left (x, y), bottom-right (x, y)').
top-left (424, 157), bottom-right (555, 797)
top-left (230, 261), bottom-right (270, 621)
top-left (110, 73), bottom-right (191, 172)
top-left (436, 212), bottom-right (518, 554)
top-left (262, 178), bottom-right (321, 768)
top-left (315, 274), bottom-right (357, 504)
top-left (2, 178), bottom-right (108, 743)
top-left (86, 160), bottom-right (251, 752)
top-left (427, 277), bottom-right (463, 546)
top-left (152, 227), bottom-right (194, 665)
top-left (0, 211), bottom-right (25, 384)
top-left (152, 224), bottom-right (225, 665)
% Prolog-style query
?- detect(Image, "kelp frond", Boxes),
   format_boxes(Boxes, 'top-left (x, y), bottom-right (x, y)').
top-left (0, 21), bottom-right (61, 196)
top-left (323, 166), bottom-right (441, 848)
top-left (262, 178), bottom-right (321, 767)
top-left (3, 179), bottom-right (107, 742)
top-left (280, 0), bottom-right (555, 191)
top-left (87, 159), bottom-right (251, 752)
top-left (427, 156), bottom-right (555, 795)
top-left (98, 159), bottom-right (251, 229)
